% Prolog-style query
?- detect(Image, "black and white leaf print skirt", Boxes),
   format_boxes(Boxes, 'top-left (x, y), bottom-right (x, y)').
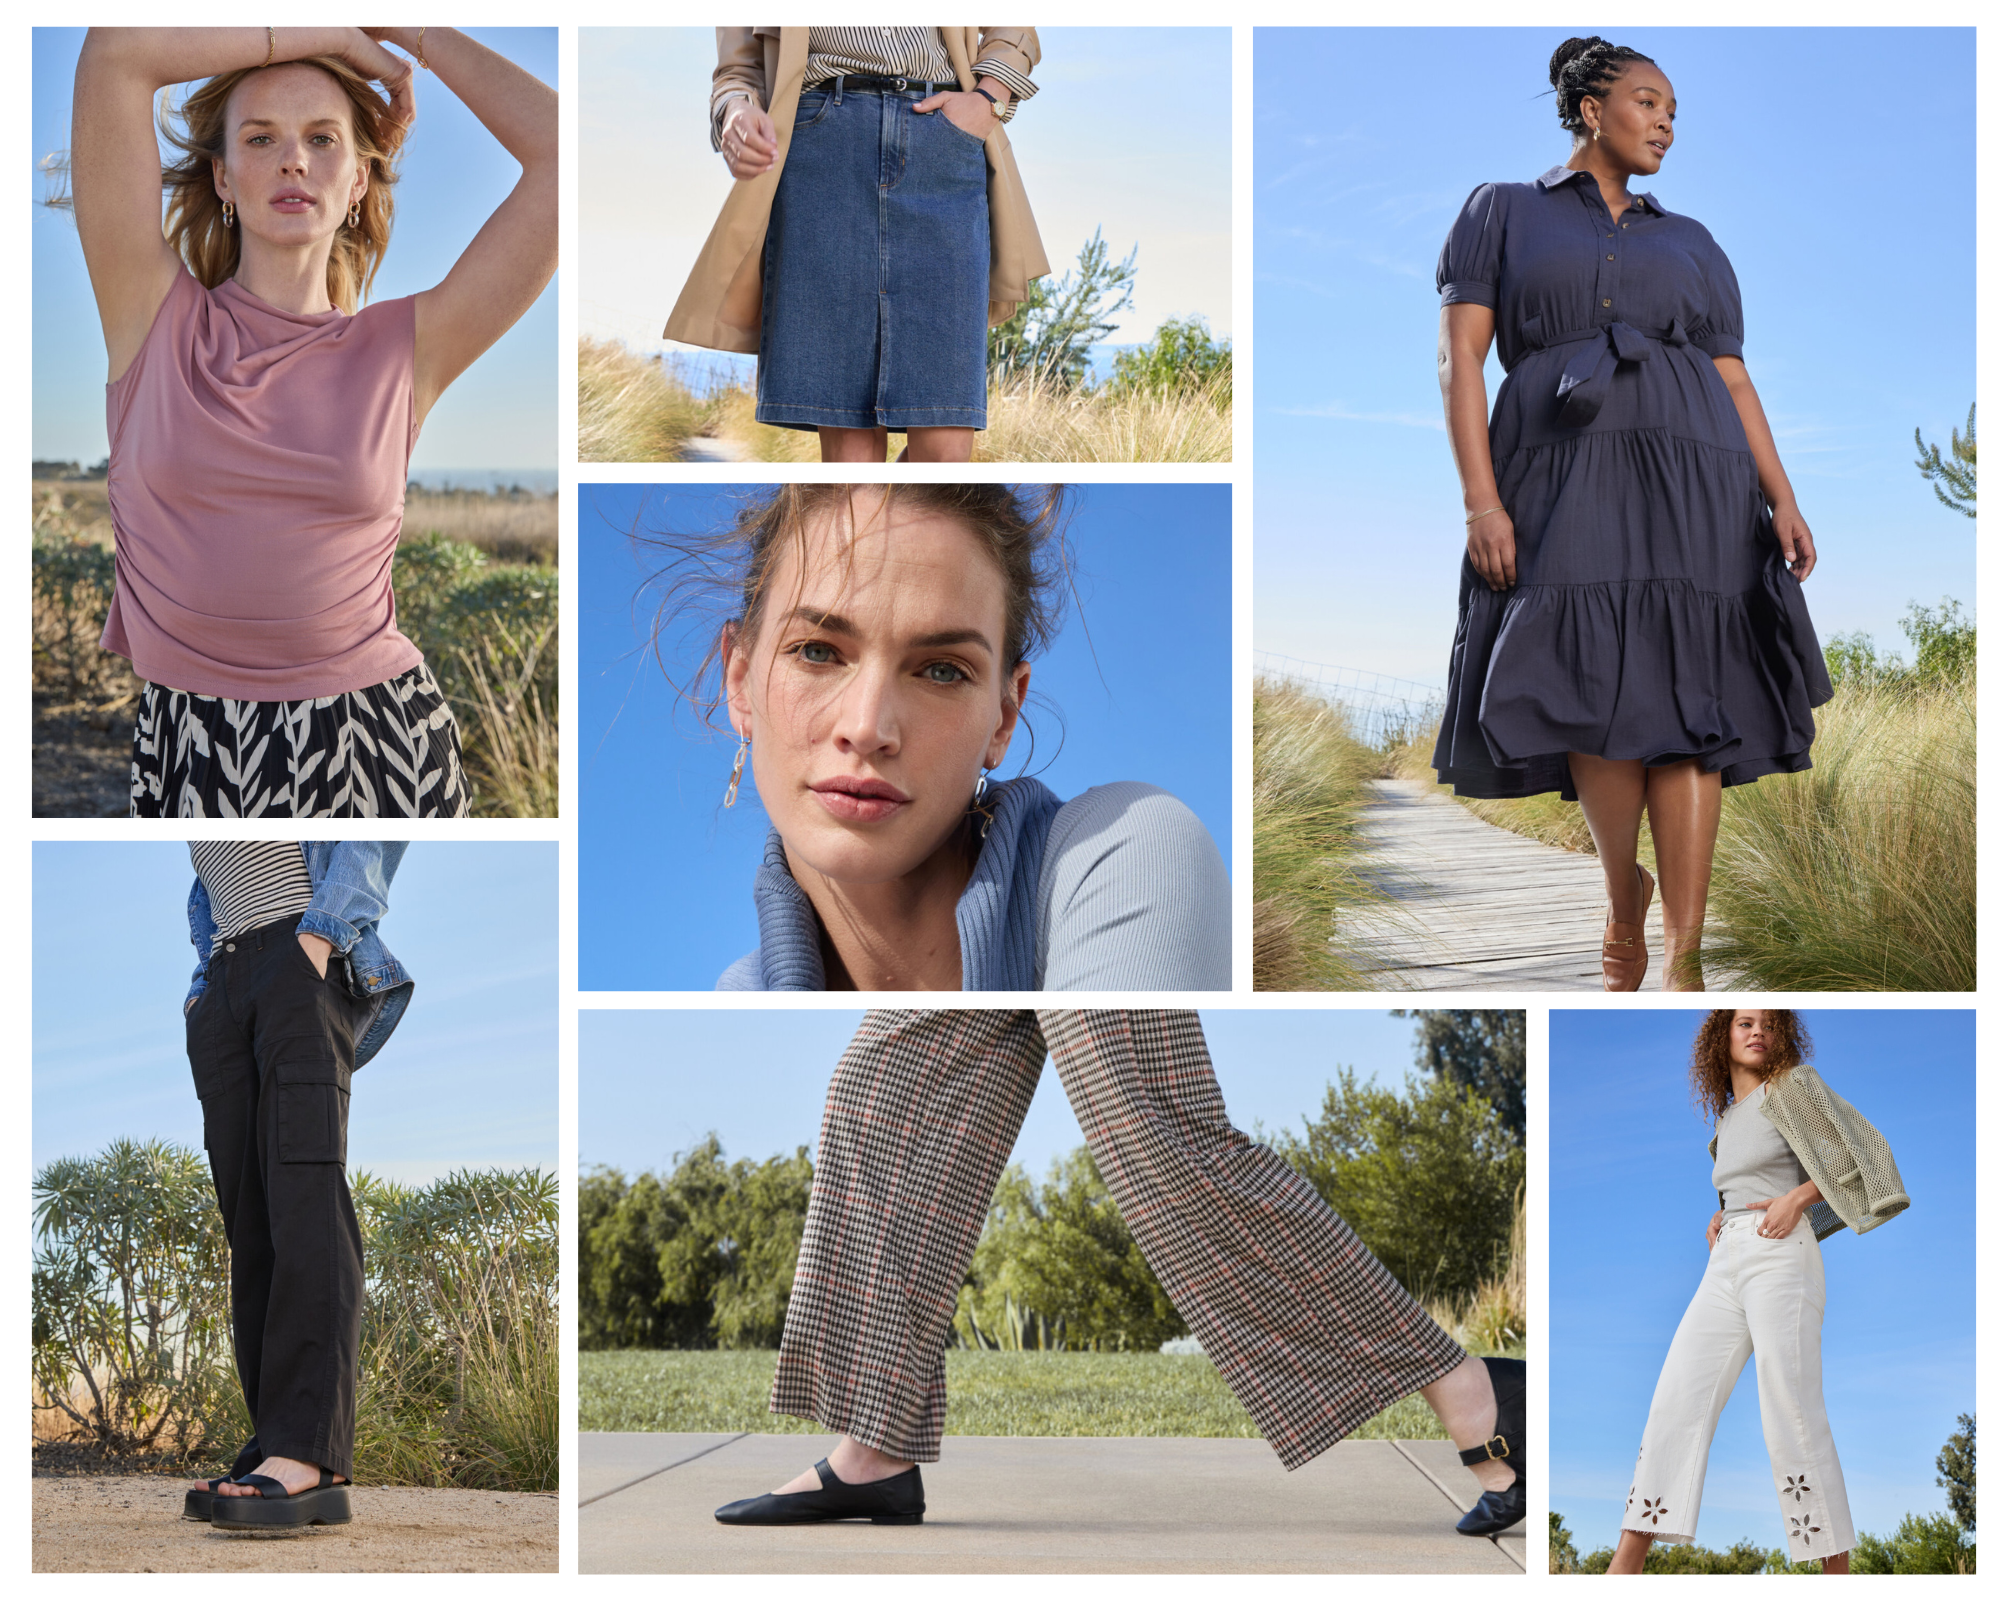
top-left (129, 662), bottom-right (470, 818)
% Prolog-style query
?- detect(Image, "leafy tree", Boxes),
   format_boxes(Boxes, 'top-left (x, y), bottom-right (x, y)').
top-left (1823, 597), bottom-right (1975, 692)
top-left (1938, 1412), bottom-right (1975, 1532)
top-left (32, 1139), bottom-right (241, 1456)
top-left (1549, 1511), bottom-right (1581, 1573)
top-left (1852, 1512), bottom-right (1976, 1574)
top-left (958, 1148), bottom-right (1185, 1351)
top-left (1108, 315), bottom-right (1232, 403)
top-left (579, 1166), bottom-right (674, 1350)
top-left (1392, 1010), bottom-right (1525, 1143)
top-left (1914, 402), bottom-right (1976, 518)
top-left (579, 1138), bottom-right (813, 1350)
top-left (988, 228), bottom-right (1136, 389)
top-left (1271, 1070), bottom-right (1524, 1303)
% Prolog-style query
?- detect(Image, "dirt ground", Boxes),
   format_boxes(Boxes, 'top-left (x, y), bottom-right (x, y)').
top-left (34, 1475), bottom-right (558, 1573)
top-left (34, 694), bottom-right (132, 817)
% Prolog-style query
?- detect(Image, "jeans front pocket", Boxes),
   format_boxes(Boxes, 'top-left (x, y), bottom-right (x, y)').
top-left (273, 1039), bottom-right (352, 1164)
top-left (931, 105), bottom-right (991, 155)
top-left (793, 90), bottom-right (832, 130)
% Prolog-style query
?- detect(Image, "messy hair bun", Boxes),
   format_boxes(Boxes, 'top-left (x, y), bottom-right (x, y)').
top-left (1548, 36), bottom-right (1656, 134)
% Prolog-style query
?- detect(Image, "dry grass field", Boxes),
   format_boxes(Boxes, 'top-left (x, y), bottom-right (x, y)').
top-left (29, 477), bottom-right (560, 817)
top-left (578, 336), bottom-right (1233, 464)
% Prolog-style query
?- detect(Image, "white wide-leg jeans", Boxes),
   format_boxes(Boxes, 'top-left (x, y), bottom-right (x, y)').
top-left (1621, 1212), bottom-right (1853, 1562)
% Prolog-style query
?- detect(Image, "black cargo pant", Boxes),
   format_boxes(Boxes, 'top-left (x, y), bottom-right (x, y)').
top-left (186, 915), bottom-right (365, 1480)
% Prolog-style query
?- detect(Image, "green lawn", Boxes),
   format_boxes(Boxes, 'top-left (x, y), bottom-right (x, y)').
top-left (580, 1350), bottom-right (1463, 1441)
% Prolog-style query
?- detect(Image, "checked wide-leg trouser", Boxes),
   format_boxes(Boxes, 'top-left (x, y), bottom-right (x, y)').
top-left (770, 1010), bottom-right (1469, 1470)
top-left (1621, 1213), bottom-right (1854, 1561)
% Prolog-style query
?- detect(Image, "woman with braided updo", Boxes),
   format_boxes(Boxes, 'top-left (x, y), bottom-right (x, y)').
top-left (1431, 37), bottom-right (1831, 991)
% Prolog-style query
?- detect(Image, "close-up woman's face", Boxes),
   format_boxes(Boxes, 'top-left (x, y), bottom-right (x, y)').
top-left (1728, 1009), bottom-right (1774, 1071)
top-left (1586, 62), bottom-right (1676, 176)
top-left (213, 64), bottom-right (367, 253)
top-left (725, 492), bottom-right (1030, 888)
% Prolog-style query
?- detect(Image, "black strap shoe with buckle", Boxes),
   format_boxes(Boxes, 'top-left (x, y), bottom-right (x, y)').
top-left (714, 1458), bottom-right (925, 1526)
top-left (1456, 1355), bottom-right (1527, 1537)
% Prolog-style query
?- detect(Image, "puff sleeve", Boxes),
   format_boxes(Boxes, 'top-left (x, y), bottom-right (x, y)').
top-left (1695, 230), bottom-right (1746, 361)
top-left (1437, 183), bottom-right (1505, 309)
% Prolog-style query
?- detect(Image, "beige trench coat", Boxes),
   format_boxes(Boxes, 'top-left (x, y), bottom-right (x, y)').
top-left (663, 27), bottom-right (1050, 354)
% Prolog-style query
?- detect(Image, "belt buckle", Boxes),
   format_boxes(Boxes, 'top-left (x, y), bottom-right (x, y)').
top-left (893, 76), bottom-right (909, 92)
top-left (1482, 1433), bottom-right (1510, 1461)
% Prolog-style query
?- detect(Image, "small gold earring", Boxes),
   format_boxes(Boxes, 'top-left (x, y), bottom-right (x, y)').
top-left (1593, 126), bottom-right (1602, 143)
top-left (221, 200), bottom-right (235, 228)
top-left (348, 201), bottom-right (362, 228)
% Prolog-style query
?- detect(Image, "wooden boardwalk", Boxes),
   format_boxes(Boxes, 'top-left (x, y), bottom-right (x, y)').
top-left (1338, 778), bottom-right (1671, 991)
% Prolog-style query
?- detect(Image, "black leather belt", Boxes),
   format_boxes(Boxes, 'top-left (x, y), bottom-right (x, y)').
top-left (814, 74), bottom-right (955, 96)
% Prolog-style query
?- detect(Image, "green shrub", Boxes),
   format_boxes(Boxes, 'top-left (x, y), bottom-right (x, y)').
top-left (31, 531), bottom-right (129, 703)
top-left (1109, 315), bottom-right (1232, 405)
top-left (1852, 1512), bottom-right (1976, 1574)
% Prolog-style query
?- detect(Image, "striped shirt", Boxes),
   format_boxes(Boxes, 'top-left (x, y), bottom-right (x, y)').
top-left (189, 842), bottom-right (314, 942)
top-left (717, 26), bottom-right (1038, 141)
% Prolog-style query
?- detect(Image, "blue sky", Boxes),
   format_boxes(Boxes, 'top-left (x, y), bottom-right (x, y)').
top-left (578, 27), bottom-right (1230, 360)
top-left (581, 1008), bottom-right (1453, 1180)
top-left (1255, 28), bottom-right (1976, 687)
top-left (32, 27), bottom-right (557, 474)
top-left (1550, 1009), bottom-right (1975, 1556)
top-left (578, 483), bottom-right (1233, 991)
top-left (33, 843), bottom-right (559, 1187)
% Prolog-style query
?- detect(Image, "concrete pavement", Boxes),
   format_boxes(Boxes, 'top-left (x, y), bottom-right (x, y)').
top-left (580, 1431), bottom-right (1528, 1574)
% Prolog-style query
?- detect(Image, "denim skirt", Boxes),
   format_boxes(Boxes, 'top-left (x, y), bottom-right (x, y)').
top-left (758, 82), bottom-right (991, 432)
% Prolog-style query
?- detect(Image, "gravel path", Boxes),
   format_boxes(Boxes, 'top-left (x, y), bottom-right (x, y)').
top-left (34, 1477), bottom-right (558, 1573)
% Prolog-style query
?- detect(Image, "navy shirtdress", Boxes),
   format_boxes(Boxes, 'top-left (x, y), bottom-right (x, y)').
top-left (1430, 166), bottom-right (1833, 800)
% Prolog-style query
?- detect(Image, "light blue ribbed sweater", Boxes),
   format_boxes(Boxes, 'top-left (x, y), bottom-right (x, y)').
top-left (716, 777), bottom-right (1230, 991)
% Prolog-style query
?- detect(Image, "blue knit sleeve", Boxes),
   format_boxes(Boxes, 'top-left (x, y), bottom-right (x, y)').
top-left (1035, 783), bottom-right (1232, 990)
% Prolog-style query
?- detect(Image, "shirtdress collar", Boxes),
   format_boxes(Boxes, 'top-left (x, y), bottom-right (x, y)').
top-left (1536, 164), bottom-right (1669, 216)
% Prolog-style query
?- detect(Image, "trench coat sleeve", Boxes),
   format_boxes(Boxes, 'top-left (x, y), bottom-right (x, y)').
top-left (707, 27), bottom-right (770, 150)
top-left (667, 25), bottom-right (1048, 350)
top-left (943, 27), bottom-right (1049, 323)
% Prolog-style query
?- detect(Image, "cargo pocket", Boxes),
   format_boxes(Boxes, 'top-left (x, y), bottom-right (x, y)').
top-left (273, 1040), bottom-right (351, 1164)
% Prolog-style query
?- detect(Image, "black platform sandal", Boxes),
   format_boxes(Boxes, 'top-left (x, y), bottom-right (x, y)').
top-left (181, 1435), bottom-right (262, 1522)
top-left (1456, 1355), bottom-right (1526, 1537)
top-left (208, 1467), bottom-right (352, 1528)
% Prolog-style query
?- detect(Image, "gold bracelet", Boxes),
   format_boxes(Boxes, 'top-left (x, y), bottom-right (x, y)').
top-left (264, 27), bottom-right (275, 67)
top-left (416, 26), bottom-right (428, 69)
top-left (1465, 506), bottom-right (1505, 526)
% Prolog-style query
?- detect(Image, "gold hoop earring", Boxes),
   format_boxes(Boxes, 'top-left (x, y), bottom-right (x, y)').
top-left (348, 201), bottom-right (362, 228)
top-left (221, 200), bottom-right (235, 228)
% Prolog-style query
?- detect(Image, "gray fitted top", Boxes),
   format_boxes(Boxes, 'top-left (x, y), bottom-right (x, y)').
top-left (1713, 1082), bottom-right (1808, 1218)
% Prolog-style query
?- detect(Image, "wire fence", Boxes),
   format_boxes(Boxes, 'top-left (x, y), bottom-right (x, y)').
top-left (1254, 651), bottom-right (1444, 748)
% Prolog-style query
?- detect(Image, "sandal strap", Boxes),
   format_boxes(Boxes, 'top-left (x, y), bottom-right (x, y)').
top-left (234, 1472), bottom-right (291, 1499)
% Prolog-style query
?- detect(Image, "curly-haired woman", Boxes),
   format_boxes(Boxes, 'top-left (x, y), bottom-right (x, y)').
top-left (1607, 1010), bottom-right (1909, 1573)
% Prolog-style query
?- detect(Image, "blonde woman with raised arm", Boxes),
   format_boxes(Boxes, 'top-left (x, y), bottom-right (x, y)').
top-left (67, 28), bottom-right (555, 815)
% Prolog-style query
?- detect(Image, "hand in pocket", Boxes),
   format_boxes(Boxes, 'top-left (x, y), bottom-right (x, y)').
top-left (298, 932), bottom-right (333, 979)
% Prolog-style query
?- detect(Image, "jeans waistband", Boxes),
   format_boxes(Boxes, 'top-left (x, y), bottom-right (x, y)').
top-left (1720, 1210), bottom-right (1807, 1237)
top-left (208, 912), bottom-right (308, 961)
top-left (812, 74), bottom-right (955, 98)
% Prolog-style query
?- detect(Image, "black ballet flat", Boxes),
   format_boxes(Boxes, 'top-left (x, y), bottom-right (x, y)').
top-left (1456, 1355), bottom-right (1526, 1537)
top-left (714, 1458), bottom-right (925, 1526)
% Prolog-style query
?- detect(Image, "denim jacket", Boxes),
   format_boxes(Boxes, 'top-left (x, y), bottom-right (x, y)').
top-left (186, 841), bottom-right (413, 1067)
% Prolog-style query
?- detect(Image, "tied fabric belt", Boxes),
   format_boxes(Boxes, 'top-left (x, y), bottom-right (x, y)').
top-left (1531, 318), bottom-right (1693, 429)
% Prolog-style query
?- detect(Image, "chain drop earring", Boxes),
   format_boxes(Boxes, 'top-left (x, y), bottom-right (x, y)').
top-left (723, 736), bottom-right (749, 808)
top-left (971, 769), bottom-right (993, 838)
top-left (348, 200), bottom-right (362, 229)
top-left (221, 200), bottom-right (235, 228)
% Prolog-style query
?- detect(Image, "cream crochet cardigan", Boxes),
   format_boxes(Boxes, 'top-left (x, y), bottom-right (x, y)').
top-left (1706, 1064), bottom-right (1910, 1239)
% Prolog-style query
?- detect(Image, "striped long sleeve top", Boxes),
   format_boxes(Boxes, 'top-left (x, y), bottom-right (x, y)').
top-left (712, 26), bottom-right (1040, 143)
